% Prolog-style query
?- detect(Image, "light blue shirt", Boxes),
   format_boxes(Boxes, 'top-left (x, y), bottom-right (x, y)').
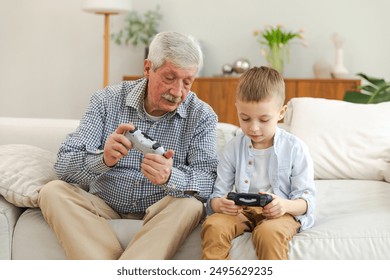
top-left (207, 127), bottom-right (315, 231)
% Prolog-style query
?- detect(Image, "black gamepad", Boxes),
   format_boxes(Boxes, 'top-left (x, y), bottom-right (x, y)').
top-left (227, 192), bottom-right (272, 207)
top-left (124, 127), bottom-right (165, 155)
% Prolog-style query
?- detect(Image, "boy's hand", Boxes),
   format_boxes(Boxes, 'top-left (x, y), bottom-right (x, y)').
top-left (211, 195), bottom-right (243, 215)
top-left (261, 194), bottom-right (286, 219)
top-left (262, 193), bottom-right (308, 219)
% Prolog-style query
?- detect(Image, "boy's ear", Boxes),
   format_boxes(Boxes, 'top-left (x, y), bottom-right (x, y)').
top-left (279, 105), bottom-right (288, 120)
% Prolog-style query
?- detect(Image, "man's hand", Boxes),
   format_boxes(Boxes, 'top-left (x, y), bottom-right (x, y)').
top-left (141, 150), bottom-right (175, 185)
top-left (211, 195), bottom-right (243, 215)
top-left (103, 123), bottom-right (134, 167)
top-left (104, 123), bottom-right (175, 185)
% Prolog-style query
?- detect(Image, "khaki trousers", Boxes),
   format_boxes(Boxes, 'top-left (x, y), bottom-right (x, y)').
top-left (38, 180), bottom-right (204, 260)
top-left (201, 206), bottom-right (300, 260)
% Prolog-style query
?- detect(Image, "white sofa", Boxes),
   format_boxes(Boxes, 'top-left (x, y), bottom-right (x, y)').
top-left (1, 97), bottom-right (390, 260)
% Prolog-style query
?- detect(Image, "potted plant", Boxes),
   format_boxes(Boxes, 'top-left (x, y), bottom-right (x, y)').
top-left (253, 24), bottom-right (308, 73)
top-left (344, 73), bottom-right (390, 104)
top-left (112, 6), bottom-right (163, 58)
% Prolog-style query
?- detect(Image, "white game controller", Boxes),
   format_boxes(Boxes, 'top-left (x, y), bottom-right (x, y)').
top-left (124, 127), bottom-right (165, 155)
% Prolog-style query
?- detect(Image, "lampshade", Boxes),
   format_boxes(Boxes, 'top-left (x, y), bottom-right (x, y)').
top-left (82, 0), bottom-right (132, 14)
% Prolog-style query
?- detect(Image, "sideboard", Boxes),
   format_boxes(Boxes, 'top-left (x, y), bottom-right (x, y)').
top-left (123, 76), bottom-right (361, 126)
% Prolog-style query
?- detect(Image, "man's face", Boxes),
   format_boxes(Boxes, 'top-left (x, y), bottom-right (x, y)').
top-left (144, 60), bottom-right (197, 116)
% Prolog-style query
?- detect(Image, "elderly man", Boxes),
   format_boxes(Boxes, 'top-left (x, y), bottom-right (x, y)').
top-left (38, 31), bottom-right (218, 260)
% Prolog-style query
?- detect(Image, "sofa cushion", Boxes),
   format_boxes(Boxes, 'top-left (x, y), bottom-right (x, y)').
top-left (216, 122), bottom-right (240, 157)
top-left (288, 179), bottom-right (390, 259)
top-left (0, 144), bottom-right (57, 208)
top-left (284, 98), bottom-right (390, 181)
top-left (229, 179), bottom-right (390, 260)
top-left (12, 207), bottom-right (203, 260)
top-left (0, 196), bottom-right (24, 260)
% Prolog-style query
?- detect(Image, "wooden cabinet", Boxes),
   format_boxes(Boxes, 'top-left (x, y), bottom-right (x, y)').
top-left (123, 76), bottom-right (360, 126)
top-left (287, 79), bottom-right (361, 100)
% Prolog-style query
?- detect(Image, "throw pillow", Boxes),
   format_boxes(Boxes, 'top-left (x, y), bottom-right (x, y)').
top-left (285, 97), bottom-right (390, 181)
top-left (0, 144), bottom-right (58, 207)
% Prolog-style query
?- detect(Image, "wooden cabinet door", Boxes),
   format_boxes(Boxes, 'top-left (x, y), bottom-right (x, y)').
top-left (192, 77), bottom-right (239, 125)
top-left (295, 79), bottom-right (360, 100)
top-left (284, 79), bottom-right (297, 105)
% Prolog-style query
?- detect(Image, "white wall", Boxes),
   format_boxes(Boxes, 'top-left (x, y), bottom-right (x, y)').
top-left (1, 0), bottom-right (389, 119)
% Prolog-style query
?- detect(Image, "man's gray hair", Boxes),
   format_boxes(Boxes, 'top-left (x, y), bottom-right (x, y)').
top-left (147, 31), bottom-right (203, 74)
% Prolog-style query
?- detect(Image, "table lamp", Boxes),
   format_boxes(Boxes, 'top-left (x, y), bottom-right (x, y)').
top-left (82, 0), bottom-right (132, 87)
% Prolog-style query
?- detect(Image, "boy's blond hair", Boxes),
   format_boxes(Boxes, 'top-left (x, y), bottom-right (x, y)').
top-left (236, 66), bottom-right (285, 107)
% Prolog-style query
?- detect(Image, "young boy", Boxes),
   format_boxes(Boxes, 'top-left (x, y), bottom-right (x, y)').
top-left (201, 66), bottom-right (315, 260)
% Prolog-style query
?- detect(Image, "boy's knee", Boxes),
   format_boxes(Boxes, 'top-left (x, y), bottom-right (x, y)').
top-left (201, 214), bottom-right (226, 234)
top-left (252, 222), bottom-right (284, 244)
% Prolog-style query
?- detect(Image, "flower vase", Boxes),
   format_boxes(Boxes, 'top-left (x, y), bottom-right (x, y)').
top-left (331, 48), bottom-right (348, 78)
top-left (266, 45), bottom-right (285, 74)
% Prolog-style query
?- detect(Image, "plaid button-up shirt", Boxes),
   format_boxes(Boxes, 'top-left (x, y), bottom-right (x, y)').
top-left (55, 78), bottom-right (218, 214)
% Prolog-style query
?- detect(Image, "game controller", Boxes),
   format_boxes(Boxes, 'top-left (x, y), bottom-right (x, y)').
top-left (227, 192), bottom-right (272, 207)
top-left (124, 127), bottom-right (165, 155)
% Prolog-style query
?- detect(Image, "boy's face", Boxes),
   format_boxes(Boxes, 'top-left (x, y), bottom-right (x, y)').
top-left (236, 96), bottom-right (286, 149)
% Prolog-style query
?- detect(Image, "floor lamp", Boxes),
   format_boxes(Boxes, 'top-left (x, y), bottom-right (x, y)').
top-left (82, 0), bottom-right (132, 88)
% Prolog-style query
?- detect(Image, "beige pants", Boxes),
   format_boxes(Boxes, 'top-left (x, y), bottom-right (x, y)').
top-left (38, 180), bottom-right (204, 260)
top-left (201, 206), bottom-right (300, 260)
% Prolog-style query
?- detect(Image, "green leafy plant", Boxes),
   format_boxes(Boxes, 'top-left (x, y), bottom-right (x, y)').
top-left (112, 6), bottom-right (162, 47)
top-left (253, 24), bottom-right (306, 48)
top-left (344, 73), bottom-right (390, 104)
top-left (253, 24), bottom-right (307, 73)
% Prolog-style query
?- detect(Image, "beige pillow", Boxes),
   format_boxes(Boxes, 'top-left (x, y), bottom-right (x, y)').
top-left (0, 144), bottom-right (58, 207)
top-left (285, 98), bottom-right (390, 181)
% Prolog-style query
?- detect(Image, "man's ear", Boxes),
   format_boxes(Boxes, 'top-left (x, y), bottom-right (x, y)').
top-left (144, 60), bottom-right (152, 78)
top-left (279, 104), bottom-right (288, 120)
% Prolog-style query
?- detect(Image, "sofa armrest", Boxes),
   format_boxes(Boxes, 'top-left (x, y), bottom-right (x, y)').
top-left (0, 196), bottom-right (24, 259)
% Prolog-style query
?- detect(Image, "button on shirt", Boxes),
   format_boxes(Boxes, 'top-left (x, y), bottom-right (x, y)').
top-left (208, 127), bottom-right (316, 231)
top-left (54, 78), bottom-right (218, 214)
